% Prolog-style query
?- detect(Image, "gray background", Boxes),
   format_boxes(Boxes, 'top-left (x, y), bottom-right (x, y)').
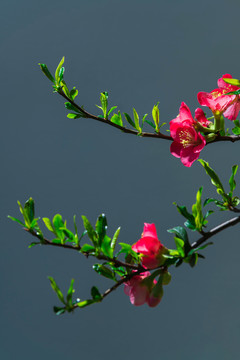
top-left (1, 0), bottom-right (240, 359)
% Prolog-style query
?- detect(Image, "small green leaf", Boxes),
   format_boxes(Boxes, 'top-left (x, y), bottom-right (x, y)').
top-left (91, 286), bottom-right (102, 301)
top-left (111, 113), bottom-right (123, 126)
top-left (123, 113), bottom-right (136, 128)
top-left (188, 242), bottom-right (213, 256)
top-left (66, 279), bottom-right (75, 306)
top-left (111, 227), bottom-right (121, 252)
top-left (133, 108), bottom-right (141, 132)
top-left (223, 78), bottom-right (240, 86)
top-left (67, 113), bottom-right (82, 119)
top-left (24, 198), bottom-right (35, 224)
top-left (48, 276), bottom-right (66, 305)
top-left (60, 79), bottom-right (71, 97)
top-left (95, 214), bottom-right (107, 247)
top-left (80, 243), bottom-right (95, 253)
top-left (152, 102), bottom-right (160, 132)
top-left (100, 92), bottom-right (108, 118)
top-left (39, 63), bottom-right (55, 83)
top-left (42, 217), bottom-right (54, 232)
top-left (60, 228), bottom-right (75, 242)
top-left (167, 226), bottom-right (190, 252)
top-left (107, 106), bottom-right (117, 117)
top-left (173, 202), bottom-right (195, 229)
top-left (82, 216), bottom-right (98, 248)
top-left (70, 87), bottom-right (78, 100)
top-left (232, 126), bottom-right (240, 135)
top-left (76, 299), bottom-right (95, 308)
top-left (8, 215), bottom-right (25, 226)
top-left (174, 237), bottom-right (185, 257)
top-left (101, 235), bottom-right (112, 257)
top-left (52, 214), bottom-right (65, 242)
top-left (28, 242), bottom-right (40, 248)
top-left (55, 56), bottom-right (65, 84)
top-left (93, 264), bottom-right (116, 280)
top-left (188, 253), bottom-right (198, 267)
top-left (144, 119), bottom-right (155, 129)
top-left (53, 306), bottom-right (66, 315)
top-left (118, 242), bottom-right (139, 262)
top-left (198, 159), bottom-right (225, 194)
top-left (229, 165), bottom-right (238, 194)
top-left (59, 67), bottom-right (65, 82)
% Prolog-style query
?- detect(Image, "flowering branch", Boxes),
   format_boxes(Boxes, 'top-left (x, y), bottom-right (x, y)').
top-left (58, 89), bottom-right (172, 141)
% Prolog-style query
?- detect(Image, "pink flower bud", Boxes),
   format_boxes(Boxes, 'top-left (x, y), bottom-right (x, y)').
top-left (132, 223), bottom-right (165, 269)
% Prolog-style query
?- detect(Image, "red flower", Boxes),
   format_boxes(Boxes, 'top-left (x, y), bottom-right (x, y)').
top-left (170, 103), bottom-right (206, 167)
top-left (198, 74), bottom-right (240, 120)
top-left (132, 223), bottom-right (165, 269)
top-left (124, 272), bottom-right (162, 307)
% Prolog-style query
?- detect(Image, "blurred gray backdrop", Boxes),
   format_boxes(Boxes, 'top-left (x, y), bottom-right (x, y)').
top-left (1, 0), bottom-right (240, 359)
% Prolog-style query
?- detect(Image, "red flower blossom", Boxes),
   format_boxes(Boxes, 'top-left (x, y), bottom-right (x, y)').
top-left (198, 74), bottom-right (240, 120)
top-left (132, 223), bottom-right (165, 269)
top-left (170, 102), bottom-right (206, 167)
top-left (124, 272), bottom-right (162, 307)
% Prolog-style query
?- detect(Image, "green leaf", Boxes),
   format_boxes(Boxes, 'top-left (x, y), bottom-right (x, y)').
top-left (111, 227), bottom-right (121, 252)
top-left (152, 102), bottom-right (160, 132)
top-left (60, 79), bottom-right (71, 98)
top-left (93, 264), bottom-right (116, 280)
top-left (167, 226), bottom-right (190, 253)
top-left (55, 56), bottom-right (65, 84)
top-left (53, 306), bottom-right (66, 315)
top-left (192, 187), bottom-right (204, 231)
top-left (76, 299), bottom-right (96, 308)
top-left (188, 242), bottom-right (213, 256)
top-left (95, 214), bottom-right (107, 247)
top-left (188, 253), bottom-right (198, 267)
top-left (133, 108), bottom-right (141, 133)
top-left (60, 228), bottom-right (75, 242)
top-left (48, 276), bottom-right (66, 305)
top-left (67, 113), bottom-right (82, 119)
top-left (24, 198), bottom-right (35, 224)
top-left (100, 92), bottom-right (108, 118)
top-left (66, 279), bottom-right (75, 306)
top-left (117, 242), bottom-right (139, 262)
top-left (91, 286), bottom-right (102, 301)
top-left (28, 242), bottom-right (40, 248)
top-left (174, 237), bottom-right (185, 257)
top-left (80, 243), bottom-right (95, 253)
top-left (82, 216), bottom-right (98, 248)
top-left (17, 200), bottom-right (24, 216)
top-left (223, 77), bottom-right (240, 86)
top-left (70, 87), bottom-right (78, 100)
top-left (8, 215), bottom-right (25, 227)
top-left (107, 106), bottom-right (117, 117)
top-left (173, 202), bottom-right (195, 228)
top-left (38, 63), bottom-right (55, 83)
top-left (232, 126), bottom-right (240, 135)
top-left (52, 214), bottom-right (65, 244)
top-left (111, 113), bottom-right (123, 126)
top-left (229, 165), bottom-right (238, 194)
top-left (42, 217), bottom-right (54, 232)
top-left (144, 119), bottom-right (155, 129)
top-left (123, 113), bottom-right (136, 129)
top-left (198, 159), bottom-right (225, 194)
top-left (101, 235), bottom-right (112, 257)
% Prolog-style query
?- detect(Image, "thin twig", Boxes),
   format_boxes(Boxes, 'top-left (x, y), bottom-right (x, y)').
top-left (24, 228), bottom-right (142, 270)
top-left (191, 215), bottom-right (240, 249)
